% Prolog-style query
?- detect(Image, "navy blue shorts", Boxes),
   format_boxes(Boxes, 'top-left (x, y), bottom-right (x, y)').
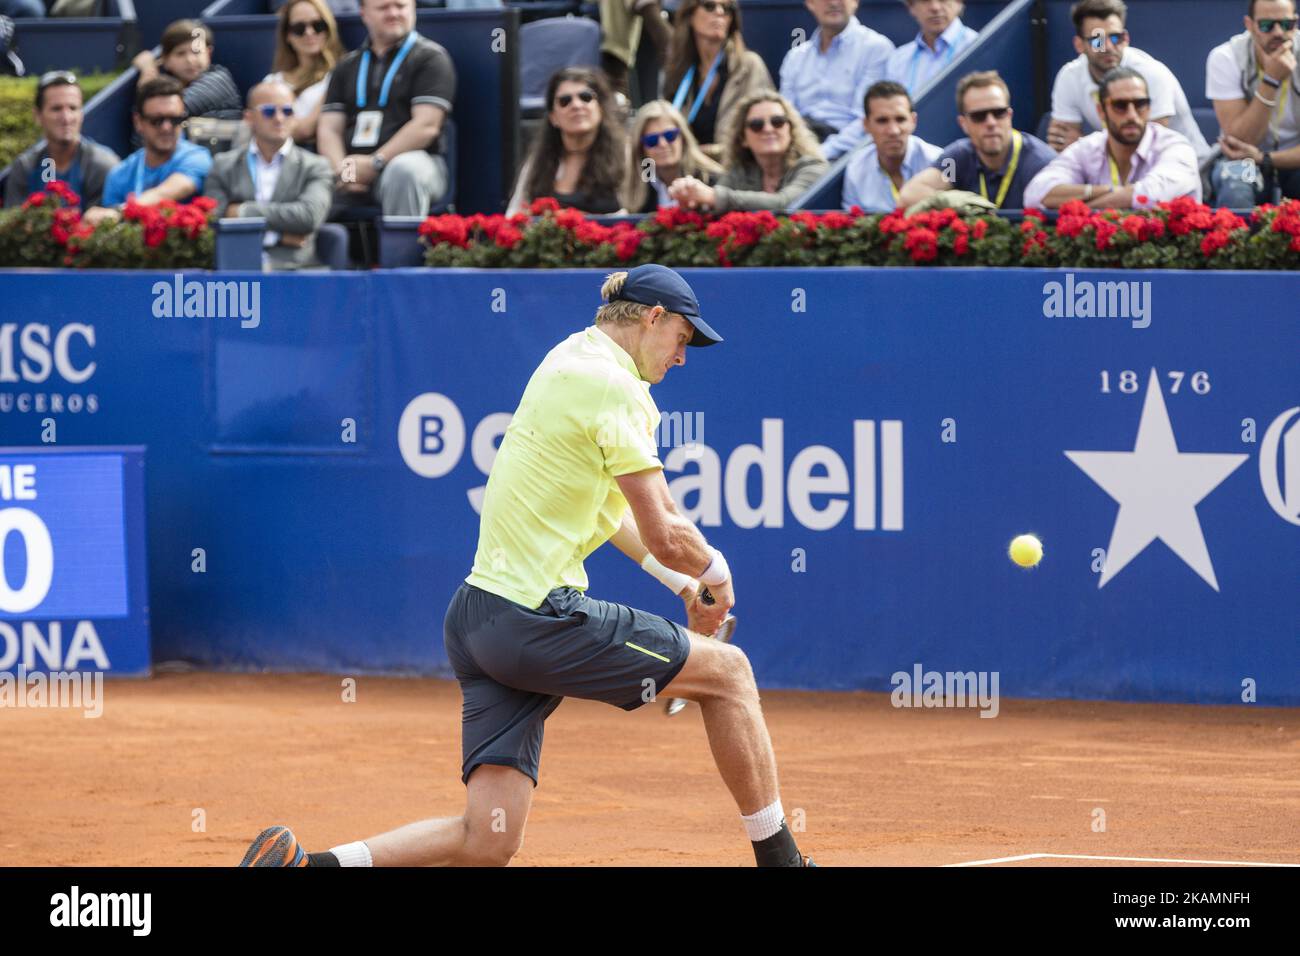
top-left (443, 583), bottom-right (692, 787)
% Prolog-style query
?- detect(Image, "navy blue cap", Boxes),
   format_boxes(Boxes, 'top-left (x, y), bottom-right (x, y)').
top-left (612, 264), bottom-right (722, 347)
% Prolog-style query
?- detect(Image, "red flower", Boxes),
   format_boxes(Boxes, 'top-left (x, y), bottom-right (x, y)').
top-left (1200, 229), bottom-right (1233, 257)
top-left (494, 223), bottom-right (523, 249)
top-left (615, 230), bottom-right (644, 261)
top-left (422, 214), bottom-right (469, 248)
top-left (1094, 220), bottom-right (1119, 250)
top-left (143, 222), bottom-right (168, 248)
top-left (903, 227), bottom-right (939, 262)
top-left (23, 192), bottom-right (46, 207)
top-left (1142, 217), bottom-right (1166, 240)
top-left (953, 233), bottom-right (970, 256)
top-left (1058, 200), bottom-right (1091, 218)
top-left (529, 197), bottom-right (560, 215)
top-left (553, 207), bottom-right (585, 230)
top-left (1290, 235), bottom-right (1300, 252)
top-left (821, 209), bottom-right (852, 230)
top-left (1121, 215), bottom-right (1144, 239)
top-left (972, 218), bottom-right (989, 239)
top-left (190, 196), bottom-right (218, 214)
top-left (575, 220), bottom-right (615, 245)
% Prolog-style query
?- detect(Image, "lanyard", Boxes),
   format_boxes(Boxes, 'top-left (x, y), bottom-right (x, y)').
top-left (357, 31), bottom-right (418, 109)
top-left (908, 32), bottom-right (958, 91)
top-left (880, 163), bottom-right (900, 203)
top-left (978, 130), bottom-right (1022, 209)
top-left (1257, 66), bottom-right (1291, 143)
top-left (1107, 150), bottom-right (1123, 187)
top-left (672, 49), bottom-right (725, 125)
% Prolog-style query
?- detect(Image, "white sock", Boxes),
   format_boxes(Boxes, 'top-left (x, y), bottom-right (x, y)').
top-left (329, 840), bottom-right (374, 867)
top-left (740, 799), bottom-right (785, 842)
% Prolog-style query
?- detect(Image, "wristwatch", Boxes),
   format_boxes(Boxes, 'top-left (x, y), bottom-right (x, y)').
top-left (371, 154), bottom-right (387, 173)
top-left (1261, 74), bottom-right (1283, 90)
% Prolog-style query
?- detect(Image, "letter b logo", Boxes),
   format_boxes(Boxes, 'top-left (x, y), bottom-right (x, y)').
top-left (399, 393), bottom-right (465, 478)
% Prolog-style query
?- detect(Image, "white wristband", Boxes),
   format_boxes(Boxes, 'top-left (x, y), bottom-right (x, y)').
top-left (699, 548), bottom-right (730, 587)
top-left (641, 553), bottom-right (693, 594)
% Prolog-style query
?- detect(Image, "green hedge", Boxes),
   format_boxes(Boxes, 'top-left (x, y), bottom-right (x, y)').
top-left (0, 72), bottom-right (122, 171)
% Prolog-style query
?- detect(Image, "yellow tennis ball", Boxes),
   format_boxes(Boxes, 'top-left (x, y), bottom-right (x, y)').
top-left (1009, 534), bottom-right (1043, 568)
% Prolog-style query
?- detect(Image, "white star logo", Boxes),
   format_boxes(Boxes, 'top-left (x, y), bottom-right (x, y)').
top-left (1065, 369), bottom-right (1248, 591)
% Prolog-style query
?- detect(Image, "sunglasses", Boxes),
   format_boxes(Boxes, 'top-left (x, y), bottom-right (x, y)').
top-left (257, 104), bottom-right (295, 118)
top-left (746, 114), bottom-right (788, 132)
top-left (140, 113), bottom-right (187, 128)
top-left (289, 19), bottom-right (328, 37)
top-left (1106, 96), bottom-right (1151, 114)
top-left (699, 0), bottom-right (735, 14)
top-left (1256, 17), bottom-right (1298, 33)
top-left (38, 69), bottom-right (78, 91)
top-left (1087, 31), bottom-right (1126, 51)
top-left (642, 127), bottom-right (681, 148)
top-left (965, 106), bottom-right (1010, 123)
top-left (556, 89), bottom-right (596, 108)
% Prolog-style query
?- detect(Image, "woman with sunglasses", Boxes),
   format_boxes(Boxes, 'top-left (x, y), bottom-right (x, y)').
top-left (265, 0), bottom-right (345, 149)
top-left (624, 100), bottom-right (723, 213)
top-left (663, 0), bottom-right (773, 160)
top-left (670, 91), bottom-right (827, 212)
top-left (507, 68), bottom-right (628, 216)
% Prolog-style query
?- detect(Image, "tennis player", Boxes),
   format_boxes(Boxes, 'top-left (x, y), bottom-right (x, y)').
top-left (240, 264), bottom-right (813, 867)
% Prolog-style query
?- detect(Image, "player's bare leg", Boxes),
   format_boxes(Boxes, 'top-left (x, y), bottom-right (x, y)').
top-left (358, 764), bottom-right (535, 866)
top-left (661, 633), bottom-right (778, 813)
top-left (661, 634), bottom-right (812, 865)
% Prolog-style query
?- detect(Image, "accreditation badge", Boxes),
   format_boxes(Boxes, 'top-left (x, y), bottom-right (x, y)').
top-left (352, 110), bottom-right (383, 148)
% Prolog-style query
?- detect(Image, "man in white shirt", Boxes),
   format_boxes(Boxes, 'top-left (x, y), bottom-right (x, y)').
top-left (1025, 67), bottom-right (1202, 210)
top-left (842, 80), bottom-right (941, 211)
top-left (204, 81), bottom-right (335, 270)
top-left (1206, 0), bottom-right (1300, 206)
top-left (884, 0), bottom-right (979, 93)
top-left (779, 0), bottom-right (894, 160)
top-left (1046, 0), bottom-right (1211, 162)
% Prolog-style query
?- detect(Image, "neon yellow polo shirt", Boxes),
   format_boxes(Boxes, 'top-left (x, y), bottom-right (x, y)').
top-left (466, 325), bottom-right (663, 608)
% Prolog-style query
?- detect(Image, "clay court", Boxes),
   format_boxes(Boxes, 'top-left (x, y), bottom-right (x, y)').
top-left (2, 672), bottom-right (1296, 867)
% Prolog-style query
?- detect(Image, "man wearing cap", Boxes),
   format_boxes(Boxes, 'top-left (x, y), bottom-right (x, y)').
top-left (240, 265), bottom-right (814, 868)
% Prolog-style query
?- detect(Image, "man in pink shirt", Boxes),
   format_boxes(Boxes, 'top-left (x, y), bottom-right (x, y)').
top-left (1024, 66), bottom-right (1202, 210)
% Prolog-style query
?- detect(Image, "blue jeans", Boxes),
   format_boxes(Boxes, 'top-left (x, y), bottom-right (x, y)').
top-left (0, 0), bottom-right (46, 17)
top-left (1212, 157), bottom-right (1300, 207)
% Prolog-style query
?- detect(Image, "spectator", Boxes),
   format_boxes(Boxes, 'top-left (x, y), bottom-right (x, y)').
top-left (1207, 0), bottom-right (1300, 206)
top-left (842, 80), bottom-right (940, 212)
top-left (885, 0), bottom-right (978, 94)
top-left (3, 71), bottom-right (118, 208)
top-left (204, 81), bottom-right (335, 270)
top-left (778, 0), bottom-right (894, 161)
top-left (267, 0), bottom-right (345, 149)
top-left (664, 0), bottom-right (774, 157)
top-left (624, 99), bottom-right (723, 213)
top-left (599, 0), bottom-right (672, 99)
top-left (1047, 0), bottom-right (1210, 162)
top-left (899, 71), bottom-right (1055, 210)
top-left (133, 20), bottom-right (243, 120)
top-left (507, 68), bottom-right (627, 216)
top-left (84, 77), bottom-right (213, 225)
top-left (670, 91), bottom-right (828, 212)
top-left (0, 1), bottom-right (42, 16)
top-left (318, 0), bottom-right (456, 217)
top-left (1025, 67), bottom-right (1201, 210)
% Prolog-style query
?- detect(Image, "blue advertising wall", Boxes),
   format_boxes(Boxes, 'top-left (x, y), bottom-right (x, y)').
top-left (0, 269), bottom-right (1296, 704)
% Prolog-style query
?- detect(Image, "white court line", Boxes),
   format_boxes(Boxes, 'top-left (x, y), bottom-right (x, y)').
top-left (946, 853), bottom-right (1300, 867)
